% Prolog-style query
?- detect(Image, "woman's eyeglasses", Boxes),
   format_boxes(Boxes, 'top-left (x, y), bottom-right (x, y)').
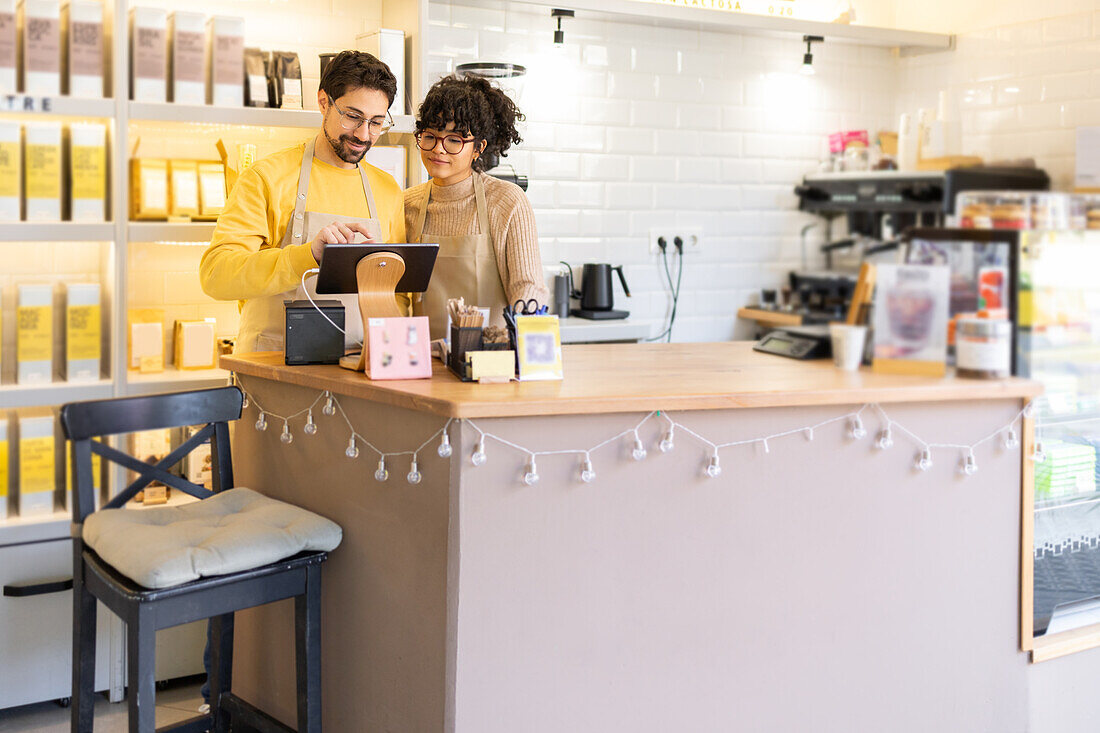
top-left (415, 131), bottom-right (477, 155)
top-left (327, 95), bottom-right (392, 135)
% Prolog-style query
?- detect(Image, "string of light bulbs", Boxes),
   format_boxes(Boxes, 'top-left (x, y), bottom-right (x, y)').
top-left (234, 374), bottom-right (1046, 487)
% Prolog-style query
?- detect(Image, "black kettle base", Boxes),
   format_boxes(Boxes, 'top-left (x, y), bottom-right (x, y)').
top-left (570, 308), bottom-right (630, 320)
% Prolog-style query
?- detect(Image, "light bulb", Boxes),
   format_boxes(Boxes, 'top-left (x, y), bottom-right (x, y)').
top-left (523, 457), bottom-right (540, 486)
top-left (254, 413), bottom-right (267, 431)
top-left (804, 427), bottom-right (814, 441)
top-left (304, 411), bottom-right (318, 435)
top-left (1003, 429), bottom-right (1019, 450)
top-left (705, 453), bottom-right (722, 478)
top-left (659, 427), bottom-right (675, 453)
top-left (580, 457), bottom-right (595, 483)
top-left (761, 439), bottom-right (770, 454)
top-left (241, 394), bottom-right (249, 409)
top-left (407, 458), bottom-right (421, 485)
top-left (345, 437), bottom-right (359, 459)
top-left (375, 458), bottom-right (389, 482)
top-left (876, 427), bottom-right (893, 450)
top-left (322, 392), bottom-right (336, 416)
top-left (962, 451), bottom-right (978, 476)
top-left (280, 421), bottom-right (293, 445)
top-left (632, 435), bottom-right (647, 461)
top-left (438, 431), bottom-right (453, 458)
top-left (471, 437), bottom-right (487, 467)
top-left (849, 415), bottom-right (866, 440)
top-left (1031, 441), bottom-right (1046, 464)
top-left (916, 448), bottom-right (932, 472)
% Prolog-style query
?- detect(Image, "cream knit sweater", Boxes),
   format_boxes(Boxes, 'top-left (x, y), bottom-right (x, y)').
top-left (404, 172), bottom-right (549, 307)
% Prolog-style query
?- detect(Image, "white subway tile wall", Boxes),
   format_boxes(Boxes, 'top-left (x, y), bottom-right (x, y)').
top-left (899, 8), bottom-right (1100, 191)
top-left (429, 0), bottom-right (897, 341)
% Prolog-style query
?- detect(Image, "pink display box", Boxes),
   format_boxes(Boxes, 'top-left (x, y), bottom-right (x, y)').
top-left (365, 317), bottom-right (432, 380)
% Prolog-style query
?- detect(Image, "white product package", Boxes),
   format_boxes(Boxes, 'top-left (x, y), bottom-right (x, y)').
top-left (0, 120), bottom-right (19, 221)
top-left (65, 282), bottom-right (100, 381)
top-left (20, 0), bottom-right (61, 94)
top-left (206, 15), bottom-right (242, 107)
top-left (64, 0), bottom-right (103, 97)
top-left (17, 283), bottom-right (53, 383)
top-left (169, 11), bottom-right (204, 104)
top-left (68, 121), bottom-right (106, 221)
top-left (23, 120), bottom-right (61, 221)
top-left (130, 6), bottom-right (166, 102)
top-left (18, 414), bottom-right (55, 517)
top-left (0, 0), bottom-right (16, 93)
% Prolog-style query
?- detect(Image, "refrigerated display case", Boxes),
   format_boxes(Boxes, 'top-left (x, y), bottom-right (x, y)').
top-left (906, 227), bottom-right (1100, 641)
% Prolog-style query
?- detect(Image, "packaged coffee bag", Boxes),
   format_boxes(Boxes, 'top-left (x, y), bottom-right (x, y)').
top-left (243, 46), bottom-right (266, 107)
top-left (274, 51), bottom-right (301, 109)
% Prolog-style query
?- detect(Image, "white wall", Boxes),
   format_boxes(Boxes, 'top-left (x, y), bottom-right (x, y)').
top-left (899, 2), bottom-right (1099, 191)
top-left (428, 0), bottom-right (899, 341)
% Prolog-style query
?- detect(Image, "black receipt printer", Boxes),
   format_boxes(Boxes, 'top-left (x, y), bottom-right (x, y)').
top-left (284, 300), bottom-right (344, 366)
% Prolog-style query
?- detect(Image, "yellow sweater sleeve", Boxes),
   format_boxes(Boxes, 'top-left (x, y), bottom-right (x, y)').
top-left (199, 165), bottom-right (318, 301)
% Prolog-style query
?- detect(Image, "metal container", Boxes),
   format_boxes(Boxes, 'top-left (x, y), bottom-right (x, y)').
top-left (956, 318), bottom-right (1011, 379)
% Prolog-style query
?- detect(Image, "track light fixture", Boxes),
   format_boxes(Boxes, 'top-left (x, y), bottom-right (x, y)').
top-left (801, 35), bottom-right (823, 75)
top-left (552, 8), bottom-right (574, 46)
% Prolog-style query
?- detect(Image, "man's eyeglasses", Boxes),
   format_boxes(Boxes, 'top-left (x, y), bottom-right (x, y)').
top-left (415, 131), bottom-right (477, 155)
top-left (327, 94), bottom-right (392, 135)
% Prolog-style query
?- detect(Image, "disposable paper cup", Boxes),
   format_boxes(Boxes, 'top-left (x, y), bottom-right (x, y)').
top-left (829, 324), bottom-right (867, 371)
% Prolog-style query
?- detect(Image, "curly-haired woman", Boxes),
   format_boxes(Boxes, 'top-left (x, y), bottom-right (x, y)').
top-left (404, 75), bottom-right (548, 339)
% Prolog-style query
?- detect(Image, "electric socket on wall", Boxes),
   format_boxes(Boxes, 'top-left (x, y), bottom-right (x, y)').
top-left (648, 228), bottom-right (704, 254)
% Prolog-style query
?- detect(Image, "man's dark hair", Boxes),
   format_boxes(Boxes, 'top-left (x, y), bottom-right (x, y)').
top-left (319, 50), bottom-right (397, 107)
top-left (416, 76), bottom-right (524, 172)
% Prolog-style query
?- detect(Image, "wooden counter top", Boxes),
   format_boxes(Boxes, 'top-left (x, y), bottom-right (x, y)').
top-left (221, 343), bottom-right (1041, 418)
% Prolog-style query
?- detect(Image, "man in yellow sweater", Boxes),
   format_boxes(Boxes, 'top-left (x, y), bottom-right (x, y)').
top-left (200, 50), bottom-right (406, 353)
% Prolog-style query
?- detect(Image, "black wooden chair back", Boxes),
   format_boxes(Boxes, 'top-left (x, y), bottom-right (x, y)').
top-left (60, 387), bottom-right (243, 523)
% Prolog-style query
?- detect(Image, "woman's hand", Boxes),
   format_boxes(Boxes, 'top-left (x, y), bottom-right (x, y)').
top-left (310, 222), bottom-right (379, 262)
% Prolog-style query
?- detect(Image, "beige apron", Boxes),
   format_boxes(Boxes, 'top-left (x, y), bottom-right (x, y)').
top-left (411, 174), bottom-right (507, 341)
top-left (235, 138), bottom-right (382, 353)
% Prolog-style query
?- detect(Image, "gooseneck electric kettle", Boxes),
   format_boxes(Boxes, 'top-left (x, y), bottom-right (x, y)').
top-left (563, 262), bottom-right (631, 320)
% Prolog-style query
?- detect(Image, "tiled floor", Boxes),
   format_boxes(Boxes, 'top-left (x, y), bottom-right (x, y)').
top-left (0, 678), bottom-right (204, 733)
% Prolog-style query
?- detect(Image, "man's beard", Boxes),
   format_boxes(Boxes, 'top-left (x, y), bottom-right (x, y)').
top-left (324, 128), bottom-right (370, 164)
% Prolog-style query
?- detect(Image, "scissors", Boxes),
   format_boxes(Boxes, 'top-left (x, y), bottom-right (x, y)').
top-left (512, 299), bottom-right (547, 316)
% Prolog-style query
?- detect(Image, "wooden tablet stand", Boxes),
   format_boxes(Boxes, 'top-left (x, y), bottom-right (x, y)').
top-left (338, 252), bottom-right (406, 372)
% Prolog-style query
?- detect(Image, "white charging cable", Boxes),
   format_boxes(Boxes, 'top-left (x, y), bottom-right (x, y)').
top-left (300, 268), bottom-right (364, 348)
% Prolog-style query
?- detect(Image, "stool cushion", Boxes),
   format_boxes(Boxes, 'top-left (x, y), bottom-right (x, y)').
top-left (82, 488), bottom-right (342, 589)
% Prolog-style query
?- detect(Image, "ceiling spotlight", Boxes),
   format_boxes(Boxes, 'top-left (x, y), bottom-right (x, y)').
top-left (552, 8), bottom-right (574, 46)
top-left (801, 35), bottom-right (823, 75)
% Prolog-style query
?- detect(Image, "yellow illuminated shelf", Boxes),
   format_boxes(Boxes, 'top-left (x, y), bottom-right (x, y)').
top-left (124, 368), bottom-right (231, 396)
top-left (127, 222), bottom-right (216, 243)
top-left (0, 222), bottom-right (115, 242)
top-left (129, 102), bottom-right (320, 128)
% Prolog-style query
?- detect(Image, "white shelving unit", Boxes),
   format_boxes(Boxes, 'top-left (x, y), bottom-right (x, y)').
top-left (0, 380), bottom-right (114, 410)
top-left (0, 223), bottom-right (115, 242)
top-left (0, 511), bottom-right (73, 549)
top-left (0, 95), bottom-right (116, 118)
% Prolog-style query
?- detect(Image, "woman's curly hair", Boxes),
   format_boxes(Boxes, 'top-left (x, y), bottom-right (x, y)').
top-left (416, 75), bottom-right (524, 172)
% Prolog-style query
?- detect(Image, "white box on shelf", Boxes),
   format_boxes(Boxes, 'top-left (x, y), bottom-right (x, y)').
top-left (17, 283), bottom-right (53, 384)
top-left (68, 121), bottom-right (105, 221)
top-left (23, 120), bottom-right (60, 221)
top-left (0, 0), bottom-right (16, 94)
top-left (364, 145), bottom-right (406, 189)
top-left (205, 15), bottom-right (242, 107)
top-left (0, 415), bottom-right (9, 520)
top-left (130, 6), bottom-right (166, 102)
top-left (0, 119), bottom-right (19, 221)
top-left (19, 0), bottom-right (61, 95)
top-left (168, 11), bottom-right (204, 105)
top-left (65, 282), bottom-right (100, 381)
top-left (63, 0), bottom-right (102, 97)
top-left (356, 29), bottom-right (404, 115)
top-left (18, 414), bottom-right (55, 517)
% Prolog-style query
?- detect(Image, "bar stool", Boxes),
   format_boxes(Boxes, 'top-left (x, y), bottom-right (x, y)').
top-left (61, 386), bottom-right (341, 733)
